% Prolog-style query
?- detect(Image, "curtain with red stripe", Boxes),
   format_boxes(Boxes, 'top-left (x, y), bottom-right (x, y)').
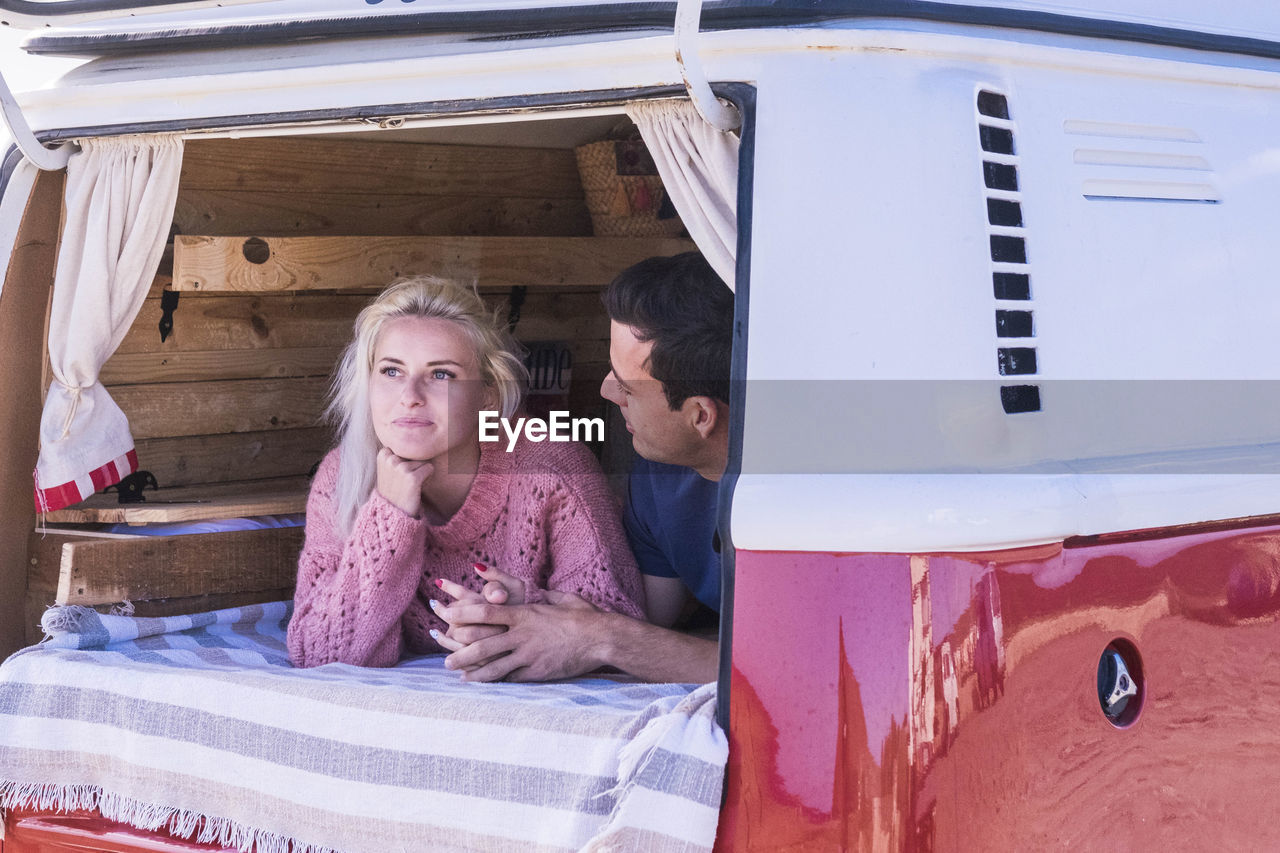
top-left (34, 135), bottom-right (183, 513)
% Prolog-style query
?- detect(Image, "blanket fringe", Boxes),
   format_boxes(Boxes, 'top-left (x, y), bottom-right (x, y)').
top-left (39, 605), bottom-right (99, 636)
top-left (0, 781), bottom-right (337, 853)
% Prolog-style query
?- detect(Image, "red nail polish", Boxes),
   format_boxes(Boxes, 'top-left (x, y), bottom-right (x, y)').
top-left (473, 563), bottom-right (486, 574)
top-left (434, 578), bottom-right (443, 588)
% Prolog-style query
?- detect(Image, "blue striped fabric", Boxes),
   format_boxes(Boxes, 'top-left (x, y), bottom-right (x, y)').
top-left (0, 602), bottom-right (725, 853)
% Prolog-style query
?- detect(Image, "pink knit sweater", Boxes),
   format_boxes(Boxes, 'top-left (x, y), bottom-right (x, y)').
top-left (287, 438), bottom-right (645, 668)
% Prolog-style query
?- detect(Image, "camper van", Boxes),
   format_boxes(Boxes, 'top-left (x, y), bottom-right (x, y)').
top-left (2, 1), bottom-right (1280, 850)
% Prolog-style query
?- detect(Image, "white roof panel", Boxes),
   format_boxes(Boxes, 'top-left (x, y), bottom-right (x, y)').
top-left (5, 1), bottom-right (1279, 57)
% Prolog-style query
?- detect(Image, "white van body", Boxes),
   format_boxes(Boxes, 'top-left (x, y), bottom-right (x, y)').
top-left (3, 2), bottom-right (1280, 849)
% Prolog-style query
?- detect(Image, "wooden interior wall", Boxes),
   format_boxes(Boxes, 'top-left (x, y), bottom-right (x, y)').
top-left (0, 169), bottom-right (65, 658)
top-left (99, 136), bottom-right (615, 498)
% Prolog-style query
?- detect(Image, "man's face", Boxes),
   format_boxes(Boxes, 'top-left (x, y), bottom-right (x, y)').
top-left (600, 320), bottom-right (703, 466)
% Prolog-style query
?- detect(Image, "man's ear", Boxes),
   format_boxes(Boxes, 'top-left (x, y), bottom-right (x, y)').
top-left (684, 395), bottom-right (720, 439)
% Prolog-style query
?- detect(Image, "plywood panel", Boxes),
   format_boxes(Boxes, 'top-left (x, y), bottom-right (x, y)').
top-left (174, 190), bottom-right (591, 238)
top-left (28, 527), bottom-right (304, 607)
top-left (180, 138), bottom-right (585, 198)
top-left (102, 346), bottom-right (342, 384)
top-left (172, 235), bottom-right (696, 293)
top-left (134, 428), bottom-right (332, 488)
top-left (114, 377), bottom-right (328, 439)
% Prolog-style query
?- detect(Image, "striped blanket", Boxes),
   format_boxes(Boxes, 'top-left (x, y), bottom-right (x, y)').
top-left (0, 602), bottom-right (725, 852)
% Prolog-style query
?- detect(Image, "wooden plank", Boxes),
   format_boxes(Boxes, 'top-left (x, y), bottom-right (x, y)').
top-left (501, 290), bottom-right (610, 343)
top-left (25, 533), bottom-right (64, 646)
top-left (28, 531), bottom-right (292, 631)
top-left (118, 293), bottom-right (366, 354)
top-left (29, 527), bottom-right (304, 606)
top-left (180, 137), bottom-right (585, 198)
top-left (102, 346), bottom-right (342, 384)
top-left (113, 293), bottom-right (605, 363)
top-left (114, 377), bottom-right (328, 439)
top-left (146, 273), bottom-right (174, 298)
top-left (132, 428), bottom-right (332, 488)
top-left (42, 477), bottom-right (310, 525)
top-left (34, 528), bottom-right (148, 539)
top-left (172, 235), bottom-right (697, 293)
top-left (174, 190), bottom-right (591, 238)
top-left (129, 588), bottom-right (294, 618)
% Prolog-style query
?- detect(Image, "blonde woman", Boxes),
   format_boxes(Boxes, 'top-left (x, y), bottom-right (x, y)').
top-left (287, 277), bottom-right (645, 669)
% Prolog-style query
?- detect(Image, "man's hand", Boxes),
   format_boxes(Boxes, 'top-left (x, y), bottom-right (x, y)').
top-left (434, 592), bottom-right (608, 683)
top-left (434, 568), bottom-right (721, 684)
top-left (375, 447), bottom-right (433, 517)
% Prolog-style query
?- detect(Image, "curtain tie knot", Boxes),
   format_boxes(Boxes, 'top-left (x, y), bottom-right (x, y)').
top-left (55, 379), bottom-right (89, 440)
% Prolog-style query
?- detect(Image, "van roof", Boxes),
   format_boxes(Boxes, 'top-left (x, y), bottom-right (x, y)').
top-left (7, 0), bottom-right (1280, 60)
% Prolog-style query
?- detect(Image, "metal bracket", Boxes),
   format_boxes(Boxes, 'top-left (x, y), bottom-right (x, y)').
top-left (159, 288), bottom-right (180, 342)
top-left (507, 285), bottom-right (527, 334)
top-left (0, 65), bottom-right (75, 171)
top-left (674, 0), bottom-right (741, 132)
top-left (103, 470), bottom-right (159, 504)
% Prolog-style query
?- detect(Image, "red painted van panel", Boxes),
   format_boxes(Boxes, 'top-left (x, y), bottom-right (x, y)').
top-left (2, 808), bottom-right (232, 853)
top-left (719, 520), bottom-right (1280, 850)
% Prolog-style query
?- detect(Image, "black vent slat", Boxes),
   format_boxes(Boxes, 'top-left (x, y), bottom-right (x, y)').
top-left (998, 347), bottom-right (1038, 375)
top-left (983, 161), bottom-right (1019, 191)
top-left (979, 125), bottom-right (1015, 155)
top-left (980, 90), bottom-right (1040, 409)
top-left (996, 310), bottom-right (1034, 337)
top-left (990, 235), bottom-right (1027, 263)
top-left (1000, 384), bottom-right (1041, 413)
top-left (987, 198), bottom-right (1023, 227)
top-left (977, 91), bottom-right (1010, 119)
top-left (993, 272), bottom-right (1031, 300)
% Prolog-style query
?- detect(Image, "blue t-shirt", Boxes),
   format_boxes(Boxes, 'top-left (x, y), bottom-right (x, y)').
top-left (623, 457), bottom-right (721, 613)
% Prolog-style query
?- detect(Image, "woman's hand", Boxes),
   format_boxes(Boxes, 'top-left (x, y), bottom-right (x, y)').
top-left (430, 564), bottom-right (528, 653)
top-left (473, 562), bottom-right (527, 607)
top-left (375, 446), bottom-right (433, 517)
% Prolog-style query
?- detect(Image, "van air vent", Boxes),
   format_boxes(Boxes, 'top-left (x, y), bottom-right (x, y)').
top-left (978, 89), bottom-right (1040, 414)
top-left (1065, 120), bottom-right (1220, 203)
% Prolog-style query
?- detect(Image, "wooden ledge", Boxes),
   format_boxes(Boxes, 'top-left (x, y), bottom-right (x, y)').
top-left (173, 235), bottom-right (695, 292)
top-left (41, 477), bottom-right (309, 525)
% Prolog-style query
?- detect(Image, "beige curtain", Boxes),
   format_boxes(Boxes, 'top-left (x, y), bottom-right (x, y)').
top-left (34, 134), bottom-right (183, 512)
top-left (625, 99), bottom-right (739, 289)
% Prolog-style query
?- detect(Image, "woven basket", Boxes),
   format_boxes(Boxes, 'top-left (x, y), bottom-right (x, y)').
top-left (574, 139), bottom-right (685, 238)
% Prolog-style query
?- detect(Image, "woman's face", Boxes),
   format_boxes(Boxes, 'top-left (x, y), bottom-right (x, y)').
top-left (370, 316), bottom-right (491, 464)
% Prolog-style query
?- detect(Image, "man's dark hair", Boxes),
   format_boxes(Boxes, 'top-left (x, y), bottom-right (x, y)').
top-left (602, 252), bottom-right (734, 409)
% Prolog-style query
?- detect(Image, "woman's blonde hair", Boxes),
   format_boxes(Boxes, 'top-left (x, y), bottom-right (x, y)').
top-left (327, 275), bottom-right (528, 534)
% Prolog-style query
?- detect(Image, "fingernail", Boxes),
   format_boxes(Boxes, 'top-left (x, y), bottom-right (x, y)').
top-left (473, 563), bottom-right (486, 574)
top-left (429, 598), bottom-right (441, 612)
top-left (429, 629), bottom-right (441, 641)
top-left (434, 578), bottom-right (444, 588)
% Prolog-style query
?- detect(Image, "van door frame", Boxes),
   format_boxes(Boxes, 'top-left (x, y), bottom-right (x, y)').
top-left (22, 84), bottom-right (756, 725)
top-left (0, 146), bottom-right (65, 658)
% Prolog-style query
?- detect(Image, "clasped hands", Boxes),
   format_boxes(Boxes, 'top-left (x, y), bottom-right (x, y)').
top-left (429, 563), bottom-right (603, 683)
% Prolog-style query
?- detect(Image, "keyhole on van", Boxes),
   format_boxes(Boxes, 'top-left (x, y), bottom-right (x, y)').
top-left (1097, 640), bottom-right (1144, 727)
top-left (242, 238), bottom-right (271, 265)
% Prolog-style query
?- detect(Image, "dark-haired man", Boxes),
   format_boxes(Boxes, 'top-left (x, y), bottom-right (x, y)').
top-left (435, 252), bottom-right (732, 683)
